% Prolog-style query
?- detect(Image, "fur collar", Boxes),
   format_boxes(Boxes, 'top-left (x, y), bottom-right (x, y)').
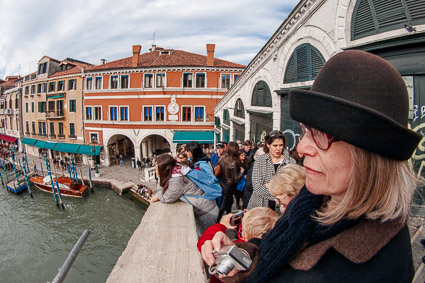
top-left (289, 219), bottom-right (405, 270)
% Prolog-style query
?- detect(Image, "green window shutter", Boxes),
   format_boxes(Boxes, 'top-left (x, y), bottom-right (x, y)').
top-left (374, 0), bottom-right (407, 28)
top-left (311, 49), bottom-right (324, 78)
top-left (296, 45), bottom-right (309, 80)
top-left (352, 0), bottom-right (376, 39)
top-left (251, 81), bottom-right (272, 107)
top-left (284, 56), bottom-right (296, 82)
top-left (406, 0), bottom-right (425, 21)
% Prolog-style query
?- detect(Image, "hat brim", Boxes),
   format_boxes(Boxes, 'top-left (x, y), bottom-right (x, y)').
top-left (289, 89), bottom-right (423, 160)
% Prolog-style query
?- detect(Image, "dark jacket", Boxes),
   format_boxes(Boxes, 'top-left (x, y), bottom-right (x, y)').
top-left (220, 219), bottom-right (414, 283)
top-left (218, 157), bottom-right (242, 195)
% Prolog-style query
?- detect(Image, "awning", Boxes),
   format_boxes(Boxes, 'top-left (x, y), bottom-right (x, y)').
top-left (173, 131), bottom-right (214, 144)
top-left (54, 143), bottom-right (81, 154)
top-left (34, 140), bottom-right (47, 148)
top-left (44, 142), bottom-right (57, 149)
top-left (21, 137), bottom-right (37, 145)
top-left (0, 135), bottom-right (17, 143)
top-left (47, 94), bottom-right (65, 99)
top-left (78, 145), bottom-right (102, 156)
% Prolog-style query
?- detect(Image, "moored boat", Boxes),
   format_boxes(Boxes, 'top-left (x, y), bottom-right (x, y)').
top-left (30, 175), bottom-right (88, 198)
top-left (6, 177), bottom-right (27, 194)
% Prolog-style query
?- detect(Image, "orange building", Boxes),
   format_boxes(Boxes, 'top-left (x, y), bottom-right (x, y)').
top-left (83, 44), bottom-right (245, 166)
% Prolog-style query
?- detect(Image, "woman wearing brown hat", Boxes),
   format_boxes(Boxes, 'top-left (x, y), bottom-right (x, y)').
top-left (200, 50), bottom-right (422, 282)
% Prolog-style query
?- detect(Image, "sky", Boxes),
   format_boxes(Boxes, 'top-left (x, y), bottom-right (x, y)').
top-left (0, 0), bottom-right (300, 79)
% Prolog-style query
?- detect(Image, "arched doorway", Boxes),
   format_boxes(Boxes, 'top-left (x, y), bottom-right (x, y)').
top-left (107, 134), bottom-right (135, 166)
top-left (139, 134), bottom-right (170, 164)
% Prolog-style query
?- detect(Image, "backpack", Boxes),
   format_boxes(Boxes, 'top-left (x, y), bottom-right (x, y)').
top-left (182, 167), bottom-right (222, 201)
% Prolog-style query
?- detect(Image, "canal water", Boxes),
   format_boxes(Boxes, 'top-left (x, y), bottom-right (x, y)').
top-left (0, 182), bottom-right (146, 283)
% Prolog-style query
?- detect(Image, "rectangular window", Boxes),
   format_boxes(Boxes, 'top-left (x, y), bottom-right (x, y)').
top-left (48, 82), bottom-right (55, 92)
top-left (38, 122), bottom-right (46, 136)
top-left (58, 122), bottom-right (64, 137)
top-left (144, 74), bottom-right (153, 88)
top-left (37, 84), bottom-right (42, 93)
top-left (31, 102), bottom-right (34, 113)
top-left (32, 122), bottom-right (35, 134)
top-left (69, 123), bottom-right (75, 137)
top-left (95, 77), bottom-right (102, 89)
top-left (85, 107), bottom-right (93, 120)
top-left (25, 86), bottom-right (29, 95)
top-left (156, 106), bottom-right (164, 121)
top-left (86, 78), bottom-right (93, 90)
top-left (156, 73), bottom-right (165, 88)
top-left (68, 79), bottom-right (76, 90)
top-left (48, 101), bottom-right (55, 112)
top-left (25, 102), bottom-right (28, 113)
top-left (110, 76), bottom-right (118, 89)
top-left (110, 106), bottom-right (118, 121)
top-left (26, 121), bottom-right (29, 133)
top-left (182, 106), bottom-right (191, 122)
top-left (94, 106), bottom-right (102, 120)
top-left (56, 100), bottom-right (63, 116)
top-left (195, 106), bottom-right (204, 122)
top-left (144, 106), bottom-right (152, 121)
top-left (183, 73), bottom-right (192, 88)
top-left (38, 101), bottom-right (46, 113)
top-left (57, 81), bottom-right (64, 91)
top-left (196, 73), bottom-right (205, 88)
top-left (69, 100), bottom-right (76, 112)
top-left (30, 85), bottom-right (35, 94)
top-left (221, 74), bottom-right (230, 88)
top-left (120, 106), bottom-right (128, 121)
top-left (234, 74), bottom-right (239, 82)
top-left (38, 62), bottom-right (47, 75)
top-left (50, 122), bottom-right (55, 136)
top-left (90, 133), bottom-right (99, 143)
top-left (121, 75), bottom-right (129, 89)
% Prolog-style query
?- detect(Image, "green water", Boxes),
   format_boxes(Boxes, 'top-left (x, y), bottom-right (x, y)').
top-left (0, 183), bottom-right (146, 282)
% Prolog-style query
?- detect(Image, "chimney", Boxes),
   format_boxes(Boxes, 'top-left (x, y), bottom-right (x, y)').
top-left (206, 44), bottom-right (215, 66)
top-left (100, 59), bottom-right (106, 64)
top-left (132, 45), bottom-right (142, 67)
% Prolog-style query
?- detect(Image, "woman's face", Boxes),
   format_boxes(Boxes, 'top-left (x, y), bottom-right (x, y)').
top-left (267, 138), bottom-right (284, 159)
top-left (239, 152), bottom-right (246, 161)
top-left (185, 150), bottom-right (193, 160)
top-left (297, 129), bottom-right (352, 199)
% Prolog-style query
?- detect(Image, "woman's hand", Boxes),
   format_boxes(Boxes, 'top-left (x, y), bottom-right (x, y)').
top-left (220, 213), bottom-right (237, 230)
top-left (150, 195), bottom-right (159, 204)
top-left (201, 231), bottom-right (234, 266)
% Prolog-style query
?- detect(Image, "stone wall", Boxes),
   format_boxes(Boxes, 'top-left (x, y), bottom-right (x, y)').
top-left (107, 201), bottom-right (207, 282)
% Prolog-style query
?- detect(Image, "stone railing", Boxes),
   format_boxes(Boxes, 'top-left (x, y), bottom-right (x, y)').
top-left (107, 201), bottom-right (207, 282)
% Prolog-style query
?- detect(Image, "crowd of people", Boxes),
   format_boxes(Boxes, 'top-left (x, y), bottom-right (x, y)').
top-left (149, 50), bottom-right (421, 282)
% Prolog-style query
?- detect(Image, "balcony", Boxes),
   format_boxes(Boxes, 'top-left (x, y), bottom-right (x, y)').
top-left (46, 109), bottom-right (64, 119)
top-left (6, 109), bottom-right (13, 115)
top-left (69, 134), bottom-right (77, 139)
top-left (49, 134), bottom-right (56, 138)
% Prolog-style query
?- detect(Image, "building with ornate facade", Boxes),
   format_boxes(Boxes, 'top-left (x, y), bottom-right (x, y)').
top-left (83, 44), bottom-right (245, 166)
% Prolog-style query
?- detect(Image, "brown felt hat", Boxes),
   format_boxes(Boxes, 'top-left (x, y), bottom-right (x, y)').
top-left (289, 50), bottom-right (422, 160)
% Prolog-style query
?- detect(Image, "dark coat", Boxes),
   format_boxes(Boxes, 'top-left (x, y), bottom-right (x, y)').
top-left (220, 219), bottom-right (414, 283)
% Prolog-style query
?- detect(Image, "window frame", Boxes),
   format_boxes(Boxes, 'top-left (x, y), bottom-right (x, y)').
top-left (143, 106), bottom-right (153, 122)
top-left (144, 74), bottom-right (153, 88)
top-left (86, 77), bottom-right (93, 90)
top-left (155, 105), bottom-right (165, 122)
top-left (95, 77), bottom-right (102, 89)
top-left (85, 106), bottom-right (93, 121)
top-left (94, 106), bottom-right (102, 121)
top-left (194, 106), bottom-right (205, 122)
top-left (183, 73), bottom-right (193, 88)
top-left (109, 106), bottom-right (118, 121)
top-left (121, 75), bottom-right (129, 89)
top-left (221, 73), bottom-right (230, 89)
top-left (195, 73), bottom-right (206, 88)
top-left (156, 73), bottom-right (165, 88)
top-left (181, 105), bottom-right (192, 122)
top-left (119, 106), bottom-right (129, 121)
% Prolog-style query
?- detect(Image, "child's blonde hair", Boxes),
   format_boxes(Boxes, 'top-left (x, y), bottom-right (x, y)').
top-left (268, 164), bottom-right (305, 197)
top-left (241, 207), bottom-right (279, 240)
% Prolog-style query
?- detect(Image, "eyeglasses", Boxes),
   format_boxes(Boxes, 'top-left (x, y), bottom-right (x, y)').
top-left (275, 194), bottom-right (289, 204)
top-left (300, 123), bottom-right (338, 150)
top-left (269, 130), bottom-right (283, 138)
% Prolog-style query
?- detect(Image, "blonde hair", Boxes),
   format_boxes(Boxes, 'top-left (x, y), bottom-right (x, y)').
top-left (268, 164), bottom-right (306, 197)
top-left (316, 145), bottom-right (418, 225)
top-left (241, 207), bottom-right (279, 240)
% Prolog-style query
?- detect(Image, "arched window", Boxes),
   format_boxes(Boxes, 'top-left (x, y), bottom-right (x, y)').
top-left (251, 81), bottom-right (272, 107)
top-left (352, 0), bottom-right (425, 40)
top-left (284, 44), bottom-right (325, 83)
top-left (223, 109), bottom-right (230, 125)
top-left (234, 98), bottom-right (245, 118)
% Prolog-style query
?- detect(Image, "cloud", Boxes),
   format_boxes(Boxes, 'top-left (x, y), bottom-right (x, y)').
top-left (0, 0), bottom-right (299, 78)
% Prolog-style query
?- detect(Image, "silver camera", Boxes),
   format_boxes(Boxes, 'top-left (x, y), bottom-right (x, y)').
top-left (211, 245), bottom-right (252, 276)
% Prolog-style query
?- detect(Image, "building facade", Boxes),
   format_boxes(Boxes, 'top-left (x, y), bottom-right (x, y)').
top-left (21, 57), bottom-right (95, 163)
top-left (0, 76), bottom-right (22, 152)
top-left (83, 44), bottom-right (245, 166)
top-left (214, 0), bottom-right (425, 179)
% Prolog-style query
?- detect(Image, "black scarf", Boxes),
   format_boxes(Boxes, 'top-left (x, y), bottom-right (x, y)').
top-left (245, 186), bottom-right (361, 283)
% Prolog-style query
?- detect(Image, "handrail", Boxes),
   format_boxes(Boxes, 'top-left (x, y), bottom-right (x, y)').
top-left (52, 230), bottom-right (90, 283)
